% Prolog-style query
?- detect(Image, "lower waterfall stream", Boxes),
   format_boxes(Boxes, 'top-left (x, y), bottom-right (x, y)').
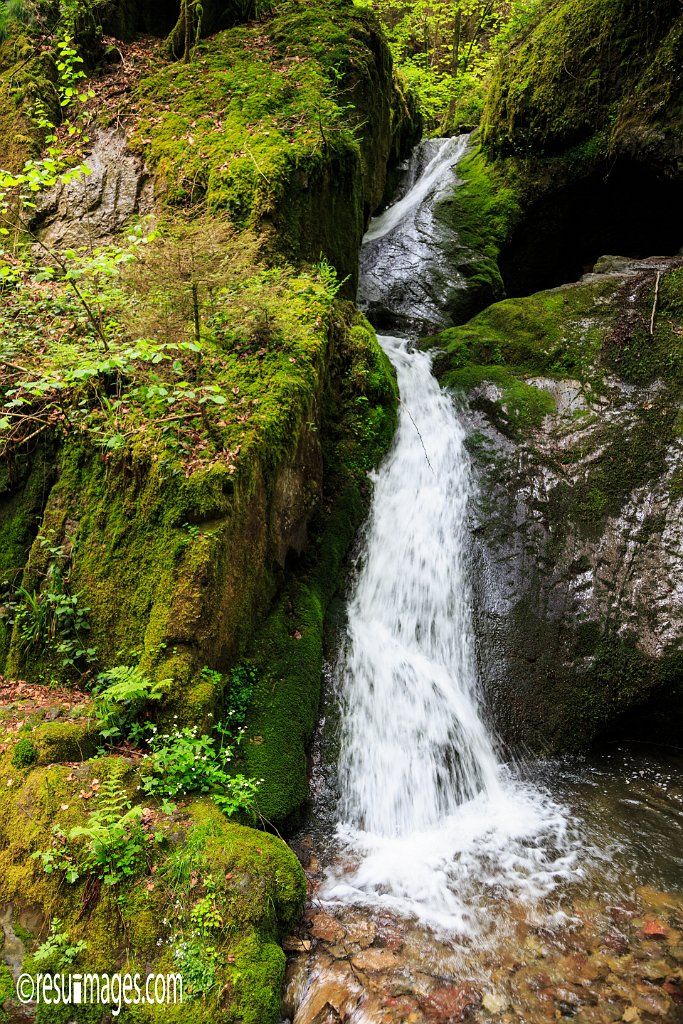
top-left (323, 335), bottom-right (576, 932)
top-left (283, 139), bottom-right (683, 1024)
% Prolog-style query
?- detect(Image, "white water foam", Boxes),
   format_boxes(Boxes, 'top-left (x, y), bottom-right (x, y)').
top-left (321, 336), bottom-right (580, 931)
top-left (363, 135), bottom-right (469, 243)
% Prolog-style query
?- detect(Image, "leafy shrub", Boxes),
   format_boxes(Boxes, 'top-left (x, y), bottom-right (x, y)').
top-left (141, 723), bottom-right (260, 818)
top-left (11, 736), bottom-right (37, 768)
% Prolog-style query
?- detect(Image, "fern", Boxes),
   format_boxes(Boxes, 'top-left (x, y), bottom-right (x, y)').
top-left (68, 772), bottom-right (146, 886)
top-left (91, 665), bottom-right (171, 746)
top-left (33, 768), bottom-right (153, 888)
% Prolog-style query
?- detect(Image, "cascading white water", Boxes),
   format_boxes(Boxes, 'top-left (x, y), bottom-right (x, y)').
top-left (363, 135), bottom-right (469, 243)
top-left (321, 138), bottom-right (579, 932)
top-left (338, 337), bottom-right (501, 835)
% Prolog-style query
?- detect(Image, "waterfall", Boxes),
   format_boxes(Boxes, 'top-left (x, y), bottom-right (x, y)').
top-left (338, 336), bottom-right (501, 835)
top-left (357, 135), bottom-right (472, 330)
top-left (321, 137), bottom-right (578, 932)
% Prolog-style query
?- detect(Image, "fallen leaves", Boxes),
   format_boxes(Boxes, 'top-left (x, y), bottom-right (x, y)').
top-left (643, 920), bottom-right (668, 937)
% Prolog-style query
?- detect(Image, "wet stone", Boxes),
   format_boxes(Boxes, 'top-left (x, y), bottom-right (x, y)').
top-left (481, 992), bottom-right (508, 1014)
top-left (344, 919), bottom-right (377, 948)
top-left (284, 936), bottom-right (313, 952)
top-left (351, 948), bottom-right (400, 974)
top-left (375, 918), bottom-right (404, 951)
top-left (420, 984), bottom-right (481, 1022)
top-left (310, 913), bottom-right (345, 944)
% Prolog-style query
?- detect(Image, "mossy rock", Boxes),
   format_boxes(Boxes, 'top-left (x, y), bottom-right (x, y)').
top-left (0, 742), bottom-right (305, 1023)
top-left (11, 737), bottom-right (38, 768)
top-left (433, 258), bottom-right (683, 752)
top-left (126, 0), bottom-right (416, 292)
top-left (482, 0), bottom-right (683, 162)
top-left (32, 720), bottom-right (100, 766)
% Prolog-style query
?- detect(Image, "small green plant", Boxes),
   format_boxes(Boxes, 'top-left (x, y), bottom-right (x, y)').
top-left (314, 255), bottom-right (349, 301)
top-left (173, 939), bottom-right (220, 1000)
top-left (190, 892), bottom-right (223, 934)
top-left (33, 772), bottom-right (154, 887)
top-left (218, 661), bottom-right (257, 729)
top-left (2, 534), bottom-right (96, 670)
top-left (11, 736), bottom-right (38, 768)
top-left (33, 918), bottom-right (86, 970)
top-left (140, 722), bottom-right (260, 818)
top-left (91, 665), bottom-right (171, 746)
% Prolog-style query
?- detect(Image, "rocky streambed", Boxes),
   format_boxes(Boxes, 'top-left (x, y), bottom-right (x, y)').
top-left (283, 745), bottom-right (683, 1024)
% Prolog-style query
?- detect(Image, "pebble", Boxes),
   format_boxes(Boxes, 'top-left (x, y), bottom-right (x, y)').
top-left (310, 913), bottom-right (345, 944)
top-left (351, 948), bottom-right (399, 973)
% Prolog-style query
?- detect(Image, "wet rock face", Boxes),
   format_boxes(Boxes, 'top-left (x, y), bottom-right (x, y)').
top-left (32, 129), bottom-right (153, 249)
top-left (434, 256), bottom-right (683, 751)
top-left (358, 138), bottom-right (502, 333)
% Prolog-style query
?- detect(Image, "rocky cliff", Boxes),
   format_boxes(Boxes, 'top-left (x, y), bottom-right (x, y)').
top-left (418, 0), bottom-right (682, 751)
top-left (430, 256), bottom-right (683, 751)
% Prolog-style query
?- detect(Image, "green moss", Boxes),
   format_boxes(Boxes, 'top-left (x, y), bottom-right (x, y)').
top-left (566, 634), bottom-right (683, 745)
top-left (32, 720), bottom-right (99, 765)
top-left (0, 962), bottom-right (14, 1021)
top-left (0, 449), bottom-right (54, 668)
top-left (0, 748), bottom-right (304, 1024)
top-left (0, 31), bottom-right (53, 170)
top-left (244, 306), bottom-right (397, 825)
top-left (429, 273), bottom-right (622, 384)
top-left (432, 143), bottom-right (518, 311)
top-left (482, 0), bottom-right (682, 160)
top-left (428, 275), bottom-right (622, 435)
top-left (431, 262), bottom-right (683, 530)
top-left (11, 737), bottom-right (37, 768)
top-left (603, 266), bottom-right (683, 388)
top-left (2, 266), bottom-right (364, 690)
top-left (443, 363), bottom-right (556, 433)
top-left (126, 0), bottom-right (405, 286)
top-left (227, 930), bottom-right (285, 1024)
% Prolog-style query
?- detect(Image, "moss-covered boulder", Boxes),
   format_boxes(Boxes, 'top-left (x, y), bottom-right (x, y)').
top-left (0, 745), bottom-right (306, 1023)
top-left (481, 0), bottom-right (682, 166)
top-left (428, 254), bottom-right (683, 750)
top-left (0, 2), bottom-right (411, 1017)
top-left (121, 0), bottom-right (418, 293)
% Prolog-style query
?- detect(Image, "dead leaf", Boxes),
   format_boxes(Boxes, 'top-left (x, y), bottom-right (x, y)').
top-left (643, 920), bottom-right (668, 937)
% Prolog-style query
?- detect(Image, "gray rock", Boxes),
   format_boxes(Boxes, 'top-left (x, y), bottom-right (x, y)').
top-left (33, 128), bottom-right (153, 249)
top-left (445, 257), bottom-right (683, 750)
top-left (358, 136), bottom-right (502, 332)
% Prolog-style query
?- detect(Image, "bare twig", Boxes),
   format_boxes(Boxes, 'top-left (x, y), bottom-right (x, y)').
top-left (245, 145), bottom-right (270, 185)
top-left (401, 399), bottom-right (433, 473)
top-left (27, 229), bottom-right (110, 352)
top-left (650, 270), bottom-right (661, 335)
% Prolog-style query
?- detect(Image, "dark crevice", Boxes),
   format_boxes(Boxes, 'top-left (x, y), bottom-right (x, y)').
top-left (593, 682), bottom-right (683, 751)
top-left (499, 160), bottom-right (683, 297)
